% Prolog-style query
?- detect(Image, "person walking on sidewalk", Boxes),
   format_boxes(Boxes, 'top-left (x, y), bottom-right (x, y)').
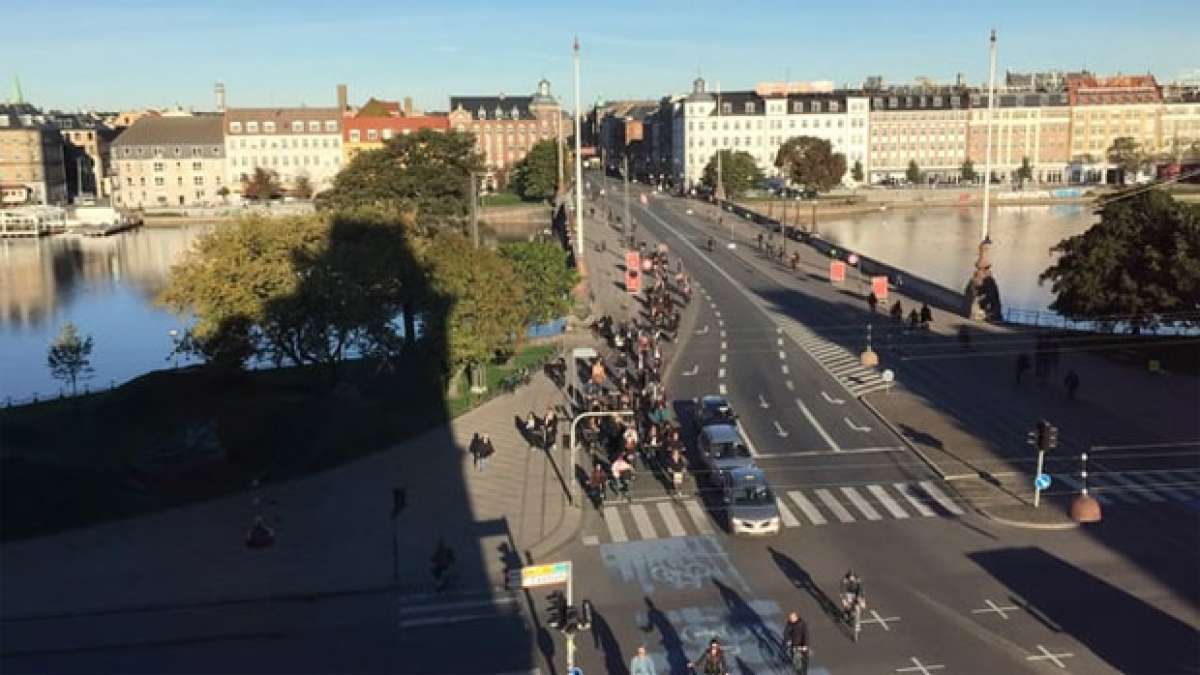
top-left (867, 292), bottom-right (879, 313)
top-left (920, 302), bottom-right (933, 330)
top-left (629, 645), bottom-right (658, 675)
top-left (525, 412), bottom-right (540, 451)
top-left (543, 407), bottom-right (559, 451)
top-left (782, 611), bottom-right (810, 675)
top-left (469, 433), bottom-right (483, 471)
top-left (478, 434), bottom-right (495, 472)
top-left (1064, 369), bottom-right (1081, 400)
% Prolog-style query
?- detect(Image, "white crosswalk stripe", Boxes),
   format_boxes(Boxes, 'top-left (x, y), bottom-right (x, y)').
top-left (776, 497), bottom-right (801, 527)
top-left (1123, 471), bottom-right (1193, 502)
top-left (683, 498), bottom-right (715, 534)
top-left (1104, 472), bottom-right (1165, 502)
top-left (657, 501), bottom-right (688, 537)
top-left (895, 482), bottom-right (938, 517)
top-left (919, 481), bottom-right (966, 515)
top-left (1055, 473), bottom-right (1113, 505)
top-left (815, 488), bottom-right (855, 523)
top-left (629, 504), bottom-right (659, 539)
top-left (603, 505), bottom-right (628, 542)
top-left (1090, 474), bottom-right (1142, 504)
top-left (787, 490), bottom-right (827, 525)
top-left (841, 486), bottom-right (882, 521)
top-left (868, 484), bottom-right (910, 519)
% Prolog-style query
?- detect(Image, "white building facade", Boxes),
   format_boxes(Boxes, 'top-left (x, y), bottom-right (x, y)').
top-left (670, 78), bottom-right (869, 190)
top-left (223, 107), bottom-right (343, 194)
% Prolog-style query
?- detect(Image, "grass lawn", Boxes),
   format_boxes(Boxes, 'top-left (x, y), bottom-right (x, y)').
top-left (0, 341), bottom-right (558, 540)
top-left (480, 191), bottom-right (526, 207)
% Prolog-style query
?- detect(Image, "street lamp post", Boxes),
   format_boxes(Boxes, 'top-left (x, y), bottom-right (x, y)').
top-left (573, 36), bottom-right (584, 261)
top-left (968, 29), bottom-right (1001, 321)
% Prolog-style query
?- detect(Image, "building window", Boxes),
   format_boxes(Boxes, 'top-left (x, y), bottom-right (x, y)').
top-left (307, 121), bottom-right (320, 132)
top-left (193, 176), bottom-right (204, 185)
top-left (154, 177), bottom-right (164, 186)
top-left (192, 161), bottom-right (202, 170)
top-left (744, 102), bottom-right (754, 114)
top-left (350, 130), bottom-right (361, 142)
top-left (292, 121), bottom-right (304, 132)
top-left (383, 129), bottom-right (394, 140)
top-left (722, 102), bottom-right (732, 114)
top-left (324, 121), bottom-right (337, 131)
top-left (247, 121), bottom-right (259, 133)
top-left (153, 162), bottom-right (164, 171)
top-left (367, 129), bottom-right (379, 141)
top-left (230, 121), bottom-right (242, 133)
top-left (829, 101), bottom-right (839, 113)
top-left (263, 121), bottom-right (276, 133)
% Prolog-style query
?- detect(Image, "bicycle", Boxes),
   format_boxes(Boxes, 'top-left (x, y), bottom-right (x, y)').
top-left (785, 644), bottom-right (810, 674)
top-left (841, 593), bottom-right (865, 642)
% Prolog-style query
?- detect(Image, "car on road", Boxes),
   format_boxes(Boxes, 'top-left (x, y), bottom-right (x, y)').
top-left (695, 395), bottom-right (738, 431)
top-left (695, 423), bottom-right (754, 484)
top-left (721, 466), bottom-right (781, 536)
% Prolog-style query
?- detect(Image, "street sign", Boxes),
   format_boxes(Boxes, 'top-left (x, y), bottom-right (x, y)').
top-left (625, 251), bottom-right (641, 293)
top-left (881, 369), bottom-right (894, 383)
top-left (1035, 474), bottom-right (1051, 491)
top-left (830, 260), bottom-right (846, 283)
top-left (520, 561), bottom-right (571, 588)
top-left (871, 276), bottom-right (889, 301)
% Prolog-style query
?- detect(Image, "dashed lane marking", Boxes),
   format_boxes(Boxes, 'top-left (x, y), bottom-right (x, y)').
top-left (796, 398), bottom-right (841, 452)
top-left (718, 367), bottom-right (726, 378)
top-left (785, 380), bottom-right (795, 390)
top-left (781, 364), bottom-right (789, 374)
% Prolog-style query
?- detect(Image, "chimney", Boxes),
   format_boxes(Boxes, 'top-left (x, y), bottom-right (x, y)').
top-left (403, 96), bottom-right (413, 116)
top-left (215, 82), bottom-right (226, 112)
top-left (337, 83), bottom-right (348, 115)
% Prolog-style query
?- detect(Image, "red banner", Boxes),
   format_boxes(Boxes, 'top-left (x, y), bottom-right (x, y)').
top-left (625, 251), bottom-right (641, 294)
top-left (871, 276), bottom-right (889, 301)
top-left (829, 260), bottom-right (846, 283)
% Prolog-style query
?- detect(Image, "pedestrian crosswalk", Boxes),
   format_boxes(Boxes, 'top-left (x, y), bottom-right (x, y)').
top-left (585, 480), bottom-right (970, 545)
top-left (776, 317), bottom-right (892, 396)
top-left (1051, 468), bottom-right (1200, 507)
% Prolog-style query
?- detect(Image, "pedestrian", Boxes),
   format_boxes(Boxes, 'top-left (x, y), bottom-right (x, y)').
top-left (782, 611), bottom-right (810, 675)
top-left (1016, 354), bottom-right (1031, 384)
top-left (889, 300), bottom-right (903, 323)
top-left (543, 407), bottom-right (559, 450)
top-left (629, 645), bottom-right (657, 675)
top-left (1064, 369), bottom-right (1080, 399)
top-left (920, 302), bottom-right (933, 330)
top-left (525, 411), bottom-right (539, 451)
top-left (469, 432), bottom-right (483, 470)
top-left (430, 539), bottom-right (455, 592)
top-left (479, 434), bottom-right (495, 472)
top-left (867, 291), bottom-right (879, 313)
top-left (588, 463), bottom-right (608, 509)
top-left (907, 308), bottom-right (920, 331)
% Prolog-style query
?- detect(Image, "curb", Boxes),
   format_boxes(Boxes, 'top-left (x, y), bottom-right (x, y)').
top-left (976, 507), bottom-right (1079, 531)
top-left (526, 500), bottom-right (583, 562)
top-left (858, 394), bottom-right (948, 481)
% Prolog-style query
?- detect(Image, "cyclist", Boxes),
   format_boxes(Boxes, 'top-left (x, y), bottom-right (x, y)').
top-left (782, 611), bottom-right (810, 673)
top-left (706, 237), bottom-right (715, 252)
top-left (840, 570), bottom-right (866, 622)
top-left (666, 448), bottom-right (687, 498)
top-left (610, 454), bottom-right (635, 499)
top-left (588, 463), bottom-right (608, 509)
top-left (690, 638), bottom-right (729, 675)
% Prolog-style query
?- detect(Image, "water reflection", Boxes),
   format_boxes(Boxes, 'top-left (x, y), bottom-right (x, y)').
top-left (819, 205), bottom-right (1094, 310)
top-left (0, 225), bottom-right (211, 400)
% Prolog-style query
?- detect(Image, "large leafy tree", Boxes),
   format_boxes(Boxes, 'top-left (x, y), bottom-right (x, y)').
top-left (1106, 136), bottom-right (1145, 184)
top-left (1039, 190), bottom-right (1200, 331)
top-left (960, 159), bottom-right (977, 182)
top-left (510, 140), bottom-right (560, 202)
top-left (499, 241), bottom-right (579, 325)
top-left (319, 129), bottom-right (483, 233)
top-left (775, 136), bottom-right (846, 193)
top-left (701, 150), bottom-right (764, 198)
top-left (1015, 157), bottom-right (1034, 186)
top-left (242, 167), bottom-right (282, 200)
top-left (851, 160), bottom-right (864, 183)
top-left (47, 322), bottom-right (94, 395)
top-left (906, 160), bottom-right (921, 185)
top-left (421, 232), bottom-right (526, 387)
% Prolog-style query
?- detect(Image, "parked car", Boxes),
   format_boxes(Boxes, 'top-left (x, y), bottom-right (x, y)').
top-left (721, 466), bottom-right (781, 536)
top-left (695, 423), bottom-right (755, 484)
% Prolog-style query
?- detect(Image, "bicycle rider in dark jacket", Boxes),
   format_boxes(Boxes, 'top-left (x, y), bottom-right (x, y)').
top-left (692, 639), bottom-right (729, 675)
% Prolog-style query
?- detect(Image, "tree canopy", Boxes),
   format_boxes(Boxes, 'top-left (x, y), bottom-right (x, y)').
top-left (960, 159), bottom-right (977, 182)
top-left (318, 129), bottom-right (483, 233)
top-left (701, 150), bottom-right (764, 198)
top-left (906, 160), bottom-right (921, 184)
top-left (242, 167), bottom-right (282, 200)
top-left (510, 140), bottom-right (561, 202)
top-left (47, 322), bottom-right (94, 395)
top-left (851, 160), bottom-right (864, 183)
top-left (1015, 157), bottom-right (1033, 185)
top-left (499, 241), bottom-right (579, 325)
top-left (1039, 190), bottom-right (1200, 330)
top-left (1106, 137), bottom-right (1145, 184)
top-left (775, 136), bottom-right (846, 193)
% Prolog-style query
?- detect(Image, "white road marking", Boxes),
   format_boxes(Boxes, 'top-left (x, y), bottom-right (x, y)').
top-left (777, 338), bottom-right (784, 346)
top-left (776, 327), bottom-right (783, 333)
top-left (1090, 473), bottom-right (1142, 504)
top-left (398, 596), bottom-right (517, 617)
top-left (603, 506), bottom-right (628, 542)
top-left (656, 501), bottom-right (687, 538)
top-left (582, 535), bottom-right (600, 546)
top-left (1123, 471), bottom-right (1188, 501)
top-left (1056, 473), bottom-right (1113, 505)
top-left (787, 491), bottom-right (827, 525)
top-left (718, 319), bottom-right (725, 327)
top-left (971, 599), bottom-right (1020, 620)
top-left (715, 310), bottom-right (722, 317)
top-left (811, 346), bottom-right (846, 358)
top-left (861, 610), bottom-right (901, 631)
top-left (720, 353), bottom-right (727, 363)
top-left (718, 383), bottom-right (727, 395)
top-left (1025, 645), bottom-right (1074, 669)
top-left (683, 499), bottom-right (715, 534)
top-left (629, 504), bottom-right (659, 539)
top-left (683, 365), bottom-right (699, 376)
top-left (720, 330), bottom-right (727, 338)
top-left (895, 482), bottom-right (937, 517)
top-left (796, 399), bottom-right (841, 452)
top-left (776, 497), bottom-right (801, 527)
top-left (844, 417), bottom-right (873, 433)
top-left (781, 364), bottom-right (789, 375)
top-left (918, 481), bottom-right (965, 515)
top-left (868, 485), bottom-right (910, 519)
top-left (399, 612), bottom-right (514, 629)
top-left (718, 367), bottom-right (726, 378)
top-left (773, 421), bottom-right (789, 438)
top-left (841, 486), bottom-right (883, 521)
top-left (759, 394), bottom-right (770, 408)
top-left (814, 488), bottom-right (855, 523)
top-left (720, 340), bottom-right (727, 349)
top-left (778, 350), bottom-right (787, 360)
top-left (755, 446), bottom-right (906, 458)
top-left (785, 380), bottom-right (795, 390)
top-left (895, 657), bottom-right (945, 674)
top-left (695, 325), bottom-right (709, 335)
top-left (821, 391), bottom-right (846, 405)
top-left (709, 302), bottom-right (717, 308)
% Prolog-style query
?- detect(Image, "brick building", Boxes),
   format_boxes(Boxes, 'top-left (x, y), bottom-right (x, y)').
top-left (447, 79), bottom-right (563, 185)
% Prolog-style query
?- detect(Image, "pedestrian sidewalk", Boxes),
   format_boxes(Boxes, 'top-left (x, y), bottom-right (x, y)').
top-left (0, 339), bottom-right (588, 621)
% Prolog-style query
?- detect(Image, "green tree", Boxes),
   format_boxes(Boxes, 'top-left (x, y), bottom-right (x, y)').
top-left (242, 167), bottom-right (282, 200)
top-left (851, 160), bottom-right (864, 183)
top-left (701, 150), bottom-right (764, 198)
top-left (510, 140), bottom-right (560, 202)
top-left (775, 136), bottom-right (846, 193)
top-left (47, 322), bottom-right (94, 395)
top-left (906, 160), bottom-right (921, 185)
top-left (960, 159), bottom-right (977, 182)
top-left (1039, 190), bottom-right (1200, 331)
top-left (1015, 156), bottom-right (1034, 186)
top-left (499, 241), bottom-right (579, 325)
top-left (422, 232), bottom-right (526, 391)
top-left (320, 129), bottom-right (483, 233)
top-left (216, 185), bottom-right (231, 203)
top-left (291, 175), bottom-right (313, 199)
top-left (1106, 136), bottom-right (1145, 184)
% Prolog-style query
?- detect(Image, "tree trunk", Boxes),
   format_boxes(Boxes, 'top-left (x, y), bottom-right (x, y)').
top-left (446, 366), bottom-right (465, 398)
top-left (403, 303), bottom-right (417, 350)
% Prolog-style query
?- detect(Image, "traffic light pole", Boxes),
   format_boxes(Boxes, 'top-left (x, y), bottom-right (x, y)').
top-left (566, 565), bottom-right (575, 672)
top-left (1033, 448), bottom-right (1047, 508)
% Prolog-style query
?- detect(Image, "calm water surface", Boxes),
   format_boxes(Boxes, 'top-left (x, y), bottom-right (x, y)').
top-left (0, 206), bottom-right (1095, 399)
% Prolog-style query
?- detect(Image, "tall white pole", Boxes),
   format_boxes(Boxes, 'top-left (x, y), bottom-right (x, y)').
top-left (573, 36), bottom-right (584, 260)
top-left (981, 29), bottom-right (998, 244)
top-left (715, 80), bottom-right (723, 201)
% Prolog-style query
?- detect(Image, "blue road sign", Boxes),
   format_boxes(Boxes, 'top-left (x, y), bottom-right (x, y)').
top-left (1035, 474), bottom-right (1051, 491)
top-left (569, 668), bottom-right (584, 675)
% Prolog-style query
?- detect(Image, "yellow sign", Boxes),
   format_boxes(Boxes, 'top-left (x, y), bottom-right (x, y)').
top-left (520, 561), bottom-right (571, 587)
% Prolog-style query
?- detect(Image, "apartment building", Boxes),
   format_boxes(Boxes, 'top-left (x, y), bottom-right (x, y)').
top-left (447, 79), bottom-right (563, 182)
top-left (0, 103), bottom-right (68, 205)
top-left (867, 86), bottom-right (970, 183)
top-left (670, 78), bottom-right (869, 189)
top-left (966, 90), bottom-right (1071, 184)
top-left (47, 112), bottom-right (119, 200)
top-left (110, 113), bottom-right (225, 208)
top-left (1066, 74), bottom-right (1161, 181)
top-left (342, 94), bottom-right (449, 164)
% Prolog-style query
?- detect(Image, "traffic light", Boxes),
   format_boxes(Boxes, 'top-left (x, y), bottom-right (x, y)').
top-left (577, 599), bottom-right (594, 631)
top-left (1047, 423), bottom-right (1059, 450)
top-left (1034, 420), bottom-right (1050, 452)
top-left (546, 591), bottom-right (566, 629)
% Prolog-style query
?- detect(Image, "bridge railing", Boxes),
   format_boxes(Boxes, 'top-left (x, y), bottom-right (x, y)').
top-left (1001, 307), bottom-right (1200, 336)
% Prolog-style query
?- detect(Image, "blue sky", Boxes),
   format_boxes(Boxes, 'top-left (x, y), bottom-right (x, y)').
top-left (3, 0), bottom-right (1197, 112)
